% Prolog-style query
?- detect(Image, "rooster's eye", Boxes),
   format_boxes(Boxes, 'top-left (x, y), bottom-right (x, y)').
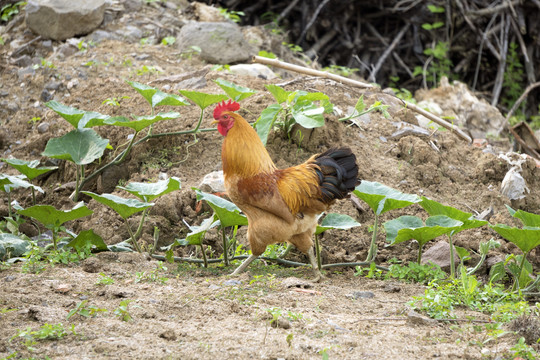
top-left (223, 115), bottom-right (229, 120)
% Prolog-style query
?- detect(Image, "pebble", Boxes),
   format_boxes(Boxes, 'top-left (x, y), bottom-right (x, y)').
top-left (350, 291), bottom-right (375, 299)
top-left (45, 81), bottom-right (62, 91)
top-left (37, 122), bottom-right (50, 134)
top-left (6, 102), bottom-right (19, 113)
top-left (223, 279), bottom-right (242, 286)
top-left (40, 89), bottom-right (53, 102)
top-left (67, 78), bottom-right (79, 90)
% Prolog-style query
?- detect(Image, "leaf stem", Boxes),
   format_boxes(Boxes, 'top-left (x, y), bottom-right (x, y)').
top-left (125, 219), bottom-right (142, 253)
top-left (365, 213), bottom-right (379, 262)
top-left (199, 243), bottom-right (208, 268)
top-left (222, 227), bottom-right (229, 266)
top-left (448, 233), bottom-right (455, 278)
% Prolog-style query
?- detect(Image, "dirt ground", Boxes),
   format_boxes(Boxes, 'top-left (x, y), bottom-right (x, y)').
top-left (1, 5), bottom-right (540, 359)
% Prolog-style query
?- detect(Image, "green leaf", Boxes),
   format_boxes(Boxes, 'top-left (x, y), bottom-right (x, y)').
top-left (66, 230), bottom-right (108, 252)
top-left (0, 233), bottom-right (31, 260)
top-left (42, 129), bottom-right (109, 165)
top-left (290, 102), bottom-right (325, 128)
top-left (384, 215), bottom-right (463, 248)
top-left (2, 158), bottom-right (58, 180)
top-left (420, 197), bottom-right (487, 233)
top-left (215, 78), bottom-right (256, 102)
top-left (255, 104), bottom-right (282, 146)
top-left (45, 101), bottom-right (85, 128)
top-left (295, 92), bottom-right (329, 103)
top-left (353, 181), bottom-right (420, 215)
top-left (174, 217), bottom-right (220, 246)
top-left (265, 84), bottom-right (290, 104)
top-left (427, 5), bottom-right (445, 13)
top-left (454, 246), bottom-right (471, 261)
top-left (422, 23), bottom-right (433, 31)
top-left (17, 202), bottom-right (93, 229)
top-left (103, 112), bottom-right (180, 132)
top-left (431, 22), bottom-right (444, 29)
top-left (194, 189), bottom-right (248, 227)
top-left (118, 177), bottom-right (181, 202)
top-left (505, 205), bottom-right (540, 227)
top-left (82, 191), bottom-right (153, 220)
top-left (151, 90), bottom-right (189, 108)
top-left (126, 81), bottom-right (157, 107)
top-left (315, 213), bottom-right (361, 235)
top-left (0, 174), bottom-right (44, 193)
top-left (490, 224), bottom-right (540, 254)
top-left (178, 90), bottom-right (228, 110)
top-left (354, 95), bottom-right (366, 112)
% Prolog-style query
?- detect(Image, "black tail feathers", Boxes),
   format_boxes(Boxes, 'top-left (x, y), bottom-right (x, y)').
top-left (314, 147), bottom-right (360, 203)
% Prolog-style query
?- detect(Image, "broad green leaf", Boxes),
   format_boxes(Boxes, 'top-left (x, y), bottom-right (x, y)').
top-left (505, 205), bottom-right (540, 228)
top-left (83, 191), bottom-right (153, 219)
top-left (291, 102), bottom-right (325, 128)
top-left (45, 101), bottom-right (85, 128)
top-left (107, 240), bottom-right (135, 252)
top-left (118, 177), bottom-right (181, 202)
top-left (2, 158), bottom-right (58, 180)
top-left (103, 112), bottom-right (180, 132)
top-left (215, 78), bottom-right (256, 102)
top-left (295, 92), bottom-right (329, 103)
top-left (66, 230), bottom-right (108, 252)
top-left (315, 213), bottom-right (361, 235)
top-left (174, 217), bottom-right (220, 246)
top-left (0, 234), bottom-right (31, 260)
top-left (265, 84), bottom-right (290, 104)
top-left (353, 181), bottom-right (420, 215)
top-left (384, 215), bottom-right (462, 247)
top-left (151, 90), bottom-right (189, 108)
top-left (255, 104), bottom-right (282, 146)
top-left (454, 246), bottom-right (471, 261)
top-left (42, 129), bottom-right (109, 165)
top-left (194, 189), bottom-right (248, 227)
top-left (17, 202), bottom-right (93, 229)
top-left (0, 174), bottom-right (44, 193)
top-left (78, 111), bottom-right (111, 128)
top-left (178, 90), bottom-right (228, 110)
top-left (127, 81), bottom-right (157, 106)
top-left (354, 95), bottom-right (367, 112)
top-left (490, 224), bottom-right (540, 254)
top-left (420, 197), bottom-right (487, 233)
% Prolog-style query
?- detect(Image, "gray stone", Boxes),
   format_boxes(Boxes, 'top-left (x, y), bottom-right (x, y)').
top-left (350, 291), bottom-right (375, 299)
top-left (17, 66), bottom-right (36, 80)
top-left (40, 89), bottom-right (53, 102)
top-left (6, 102), bottom-right (19, 113)
top-left (86, 30), bottom-right (120, 43)
top-left (123, 0), bottom-right (143, 12)
top-left (407, 310), bottom-right (437, 326)
top-left (25, 0), bottom-right (107, 41)
top-left (114, 25), bottom-right (143, 42)
top-left (421, 240), bottom-right (458, 271)
top-left (55, 43), bottom-right (78, 59)
top-left (177, 21), bottom-right (255, 64)
top-left (229, 64), bottom-right (277, 79)
top-left (45, 81), bottom-right (61, 91)
top-left (37, 122), bottom-right (50, 134)
top-left (11, 55), bottom-right (33, 67)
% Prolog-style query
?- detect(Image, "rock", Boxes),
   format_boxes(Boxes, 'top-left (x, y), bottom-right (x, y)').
top-left (40, 89), bottom-right (53, 102)
top-left (349, 291), bottom-right (375, 299)
top-left (189, 2), bottom-right (226, 22)
top-left (86, 30), bottom-right (120, 43)
top-left (271, 317), bottom-right (291, 329)
top-left (421, 240), bottom-right (458, 271)
top-left (415, 77), bottom-right (505, 138)
top-left (382, 284), bottom-right (401, 293)
top-left (177, 22), bottom-right (255, 64)
top-left (229, 64), bottom-right (277, 79)
top-left (223, 279), bottom-right (242, 286)
top-left (36, 122), bottom-right (50, 133)
top-left (11, 55), bottom-right (33, 67)
top-left (114, 25), bottom-right (143, 42)
top-left (17, 66), bottom-right (36, 81)
top-left (198, 170), bottom-right (225, 193)
top-left (45, 81), bottom-right (62, 91)
top-left (67, 78), bottom-right (79, 90)
top-left (25, 0), bottom-right (107, 41)
top-left (124, 0), bottom-right (143, 12)
top-left (407, 310), bottom-right (437, 326)
top-left (55, 43), bottom-right (78, 59)
top-left (6, 101), bottom-right (19, 113)
top-left (281, 277), bottom-right (313, 289)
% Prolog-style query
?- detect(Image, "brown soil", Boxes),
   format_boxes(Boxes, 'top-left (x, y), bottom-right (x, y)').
top-left (1, 8), bottom-right (540, 360)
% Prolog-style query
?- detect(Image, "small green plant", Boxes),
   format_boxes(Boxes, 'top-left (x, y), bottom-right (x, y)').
top-left (386, 261), bottom-right (446, 284)
top-left (28, 116), bottom-right (41, 125)
top-left (32, 58), bottom-right (56, 70)
top-left (258, 50), bottom-right (277, 59)
top-left (161, 36), bottom-right (176, 46)
top-left (508, 337), bottom-right (539, 360)
top-left (10, 323), bottom-right (74, 351)
top-left (66, 300), bottom-right (107, 319)
top-left (254, 84), bottom-right (333, 145)
top-left (338, 95), bottom-right (390, 127)
top-left (135, 65), bottom-right (160, 76)
top-left (1, 1), bottom-right (26, 22)
top-left (501, 42), bottom-right (525, 111)
top-left (134, 262), bottom-right (169, 284)
top-left (323, 64), bottom-right (359, 77)
top-left (282, 42), bottom-right (303, 54)
top-left (2, 158), bottom-right (57, 204)
top-left (114, 299), bottom-right (134, 321)
top-left (96, 272), bottom-right (114, 285)
top-left (219, 7), bottom-right (244, 23)
top-left (102, 96), bottom-right (130, 107)
top-left (353, 181), bottom-right (420, 263)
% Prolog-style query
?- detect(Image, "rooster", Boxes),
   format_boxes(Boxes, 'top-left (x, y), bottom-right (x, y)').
top-left (213, 100), bottom-right (359, 280)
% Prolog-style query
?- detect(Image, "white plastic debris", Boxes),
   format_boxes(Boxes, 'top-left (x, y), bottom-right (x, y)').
top-left (499, 153), bottom-right (530, 200)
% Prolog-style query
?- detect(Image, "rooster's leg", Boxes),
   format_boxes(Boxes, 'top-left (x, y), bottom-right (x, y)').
top-left (307, 247), bottom-right (325, 282)
top-left (231, 254), bottom-right (258, 276)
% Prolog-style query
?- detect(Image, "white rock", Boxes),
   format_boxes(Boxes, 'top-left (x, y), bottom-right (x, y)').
top-left (229, 64), bottom-right (277, 79)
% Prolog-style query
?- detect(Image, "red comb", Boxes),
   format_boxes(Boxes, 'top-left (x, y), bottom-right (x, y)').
top-left (213, 100), bottom-right (240, 119)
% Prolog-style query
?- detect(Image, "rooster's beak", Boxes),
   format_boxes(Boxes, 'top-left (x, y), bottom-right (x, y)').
top-left (211, 120), bottom-right (218, 125)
